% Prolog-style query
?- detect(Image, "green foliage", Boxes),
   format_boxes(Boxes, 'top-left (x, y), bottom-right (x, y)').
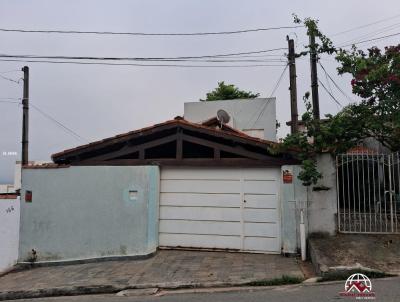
top-left (336, 46), bottom-right (400, 150)
top-left (293, 14), bottom-right (336, 56)
top-left (318, 269), bottom-right (393, 282)
top-left (201, 81), bottom-right (259, 101)
top-left (246, 275), bottom-right (303, 286)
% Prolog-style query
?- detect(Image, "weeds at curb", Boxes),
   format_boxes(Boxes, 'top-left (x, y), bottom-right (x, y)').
top-left (318, 269), bottom-right (394, 282)
top-left (246, 275), bottom-right (303, 286)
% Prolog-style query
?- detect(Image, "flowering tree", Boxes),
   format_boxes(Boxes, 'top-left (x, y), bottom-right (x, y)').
top-left (336, 46), bottom-right (400, 150)
top-left (283, 16), bottom-right (400, 186)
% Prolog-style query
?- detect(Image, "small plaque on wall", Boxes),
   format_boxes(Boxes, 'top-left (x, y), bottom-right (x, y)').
top-left (25, 190), bottom-right (32, 202)
top-left (283, 170), bottom-right (293, 184)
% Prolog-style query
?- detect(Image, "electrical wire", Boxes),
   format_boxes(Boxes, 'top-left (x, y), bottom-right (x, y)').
top-left (338, 22), bottom-right (400, 47)
top-left (0, 97), bottom-right (21, 100)
top-left (0, 58), bottom-right (286, 68)
top-left (0, 100), bottom-right (20, 104)
top-left (30, 103), bottom-right (88, 142)
top-left (318, 62), bottom-right (354, 103)
top-left (0, 25), bottom-right (303, 36)
top-left (331, 13), bottom-right (400, 37)
top-left (0, 54), bottom-right (287, 63)
top-left (245, 64), bottom-right (288, 129)
top-left (0, 74), bottom-right (21, 84)
top-left (340, 31), bottom-right (400, 48)
top-left (268, 64), bottom-right (289, 98)
top-left (0, 47), bottom-right (287, 60)
top-left (318, 78), bottom-right (343, 108)
top-left (0, 69), bottom-right (21, 74)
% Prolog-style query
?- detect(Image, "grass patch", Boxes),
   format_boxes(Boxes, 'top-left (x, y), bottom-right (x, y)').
top-left (318, 269), bottom-right (394, 282)
top-left (246, 275), bottom-right (303, 286)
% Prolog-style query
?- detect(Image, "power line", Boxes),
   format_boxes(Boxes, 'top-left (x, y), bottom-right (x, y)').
top-left (0, 74), bottom-right (22, 84)
top-left (245, 64), bottom-right (288, 129)
top-left (30, 103), bottom-right (88, 142)
top-left (0, 69), bottom-right (21, 74)
top-left (318, 78), bottom-right (342, 108)
top-left (0, 25), bottom-right (302, 36)
top-left (0, 97), bottom-right (20, 100)
top-left (338, 21), bottom-right (400, 47)
top-left (0, 56), bottom-right (287, 63)
top-left (340, 31), bottom-right (400, 48)
top-left (0, 100), bottom-right (20, 104)
top-left (331, 13), bottom-right (400, 37)
top-left (0, 47), bottom-right (287, 61)
top-left (268, 64), bottom-right (289, 98)
top-left (0, 58), bottom-right (286, 68)
top-left (318, 62), bottom-right (354, 103)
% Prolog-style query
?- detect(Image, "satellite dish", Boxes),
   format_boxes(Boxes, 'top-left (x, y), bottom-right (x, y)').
top-left (217, 109), bottom-right (230, 124)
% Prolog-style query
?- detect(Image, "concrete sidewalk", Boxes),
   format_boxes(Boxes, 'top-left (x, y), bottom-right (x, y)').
top-left (309, 234), bottom-right (400, 275)
top-left (0, 250), bottom-right (304, 300)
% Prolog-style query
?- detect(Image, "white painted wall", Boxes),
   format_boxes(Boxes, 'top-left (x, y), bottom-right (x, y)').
top-left (307, 154), bottom-right (338, 235)
top-left (0, 185), bottom-right (15, 194)
top-left (0, 197), bottom-right (20, 273)
top-left (184, 98), bottom-right (277, 141)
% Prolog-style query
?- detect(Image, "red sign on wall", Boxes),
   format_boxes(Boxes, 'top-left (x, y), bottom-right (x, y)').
top-left (25, 190), bottom-right (32, 202)
top-left (283, 170), bottom-right (293, 184)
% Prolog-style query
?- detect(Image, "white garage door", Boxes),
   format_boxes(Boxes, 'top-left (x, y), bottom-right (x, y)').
top-left (159, 167), bottom-right (281, 253)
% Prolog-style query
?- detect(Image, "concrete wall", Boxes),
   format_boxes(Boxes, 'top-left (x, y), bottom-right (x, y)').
top-left (281, 154), bottom-right (338, 253)
top-left (0, 197), bottom-right (20, 273)
top-left (307, 154), bottom-right (338, 235)
top-left (184, 98), bottom-right (277, 141)
top-left (19, 166), bottom-right (159, 263)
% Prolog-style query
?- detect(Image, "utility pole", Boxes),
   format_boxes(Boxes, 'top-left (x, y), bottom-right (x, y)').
top-left (309, 32), bottom-right (320, 120)
top-left (287, 37), bottom-right (298, 134)
top-left (21, 66), bottom-right (29, 166)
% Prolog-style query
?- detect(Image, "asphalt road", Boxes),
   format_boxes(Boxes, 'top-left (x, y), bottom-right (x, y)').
top-left (10, 277), bottom-right (400, 302)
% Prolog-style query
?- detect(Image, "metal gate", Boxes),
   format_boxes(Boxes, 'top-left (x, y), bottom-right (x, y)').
top-left (337, 151), bottom-right (400, 233)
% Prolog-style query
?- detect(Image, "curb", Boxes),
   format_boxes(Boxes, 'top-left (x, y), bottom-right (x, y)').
top-left (0, 277), bottom-right (304, 301)
top-left (15, 251), bottom-right (157, 269)
top-left (308, 239), bottom-right (324, 275)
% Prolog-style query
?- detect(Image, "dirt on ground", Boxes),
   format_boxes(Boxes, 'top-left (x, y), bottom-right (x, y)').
top-left (309, 234), bottom-right (400, 274)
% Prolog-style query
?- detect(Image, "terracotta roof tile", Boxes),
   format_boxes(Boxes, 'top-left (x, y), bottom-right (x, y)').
top-left (52, 118), bottom-right (279, 161)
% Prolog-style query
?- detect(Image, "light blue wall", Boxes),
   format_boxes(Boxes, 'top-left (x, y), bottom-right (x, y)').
top-left (19, 166), bottom-right (159, 262)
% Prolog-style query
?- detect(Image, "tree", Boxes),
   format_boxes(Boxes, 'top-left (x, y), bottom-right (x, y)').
top-left (282, 15), bottom-right (400, 186)
top-left (336, 46), bottom-right (400, 150)
top-left (201, 81), bottom-right (259, 101)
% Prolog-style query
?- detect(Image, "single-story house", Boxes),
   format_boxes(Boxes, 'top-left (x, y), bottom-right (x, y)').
top-left (19, 99), bottom-right (338, 263)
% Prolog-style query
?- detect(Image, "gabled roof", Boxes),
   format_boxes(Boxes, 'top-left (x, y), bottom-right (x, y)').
top-left (51, 118), bottom-right (297, 166)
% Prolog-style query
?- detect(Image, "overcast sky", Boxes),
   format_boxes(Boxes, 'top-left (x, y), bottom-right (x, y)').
top-left (0, 0), bottom-right (399, 183)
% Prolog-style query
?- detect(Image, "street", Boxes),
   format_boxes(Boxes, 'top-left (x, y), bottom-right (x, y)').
top-left (10, 277), bottom-right (400, 302)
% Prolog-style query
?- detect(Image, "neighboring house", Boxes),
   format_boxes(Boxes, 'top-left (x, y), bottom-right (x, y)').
top-left (0, 194), bottom-right (19, 273)
top-left (0, 185), bottom-right (15, 194)
top-left (185, 98), bottom-right (276, 140)
top-left (18, 99), bottom-right (339, 263)
top-left (0, 161), bottom-right (48, 272)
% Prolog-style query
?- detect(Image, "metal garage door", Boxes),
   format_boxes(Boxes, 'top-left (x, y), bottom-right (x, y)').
top-left (159, 167), bottom-right (281, 253)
